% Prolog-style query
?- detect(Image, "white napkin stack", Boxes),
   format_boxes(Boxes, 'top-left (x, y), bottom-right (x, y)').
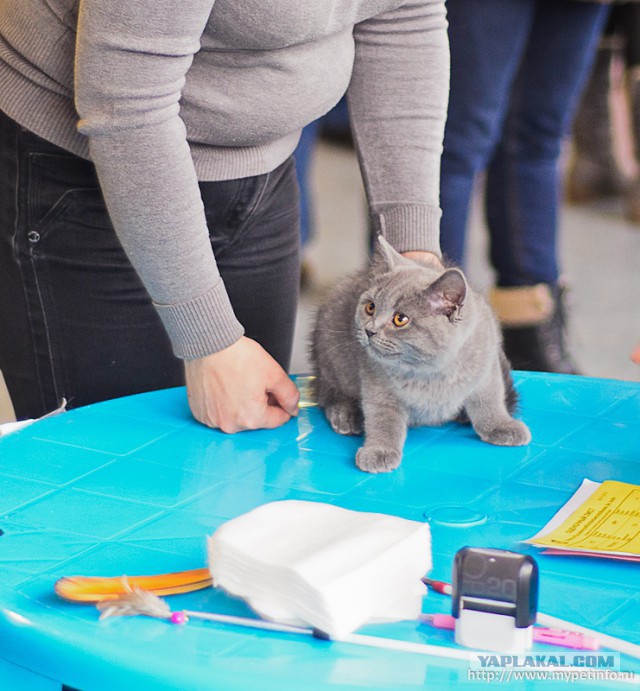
top-left (207, 500), bottom-right (431, 638)
top-left (0, 398), bottom-right (66, 437)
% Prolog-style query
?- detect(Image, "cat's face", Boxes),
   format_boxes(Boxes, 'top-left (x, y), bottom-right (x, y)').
top-left (354, 263), bottom-right (468, 368)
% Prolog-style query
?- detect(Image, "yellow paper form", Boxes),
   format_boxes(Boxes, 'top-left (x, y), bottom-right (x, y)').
top-left (527, 480), bottom-right (640, 557)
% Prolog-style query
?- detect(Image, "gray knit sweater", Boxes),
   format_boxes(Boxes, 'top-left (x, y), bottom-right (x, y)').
top-left (0, 0), bottom-right (449, 360)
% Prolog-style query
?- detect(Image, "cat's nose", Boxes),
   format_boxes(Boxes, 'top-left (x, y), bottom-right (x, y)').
top-left (365, 328), bottom-right (376, 339)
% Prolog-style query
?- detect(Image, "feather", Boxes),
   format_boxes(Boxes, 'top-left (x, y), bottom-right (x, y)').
top-left (97, 579), bottom-right (172, 620)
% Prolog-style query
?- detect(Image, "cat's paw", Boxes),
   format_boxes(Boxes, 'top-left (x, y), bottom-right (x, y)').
top-left (356, 446), bottom-right (402, 474)
top-left (326, 401), bottom-right (363, 435)
top-left (480, 419), bottom-right (531, 447)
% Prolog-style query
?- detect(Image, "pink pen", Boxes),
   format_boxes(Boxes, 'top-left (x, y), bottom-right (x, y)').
top-left (420, 614), bottom-right (600, 651)
top-left (533, 627), bottom-right (600, 651)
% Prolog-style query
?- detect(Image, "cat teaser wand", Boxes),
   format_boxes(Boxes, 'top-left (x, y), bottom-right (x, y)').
top-left (57, 570), bottom-right (640, 659)
top-left (94, 582), bottom-right (640, 684)
top-left (96, 579), bottom-right (473, 663)
top-left (57, 575), bottom-right (640, 682)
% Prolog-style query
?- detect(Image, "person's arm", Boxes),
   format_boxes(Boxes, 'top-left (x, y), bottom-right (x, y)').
top-left (347, 0), bottom-right (449, 265)
top-left (75, 0), bottom-right (241, 359)
top-left (74, 0), bottom-right (298, 431)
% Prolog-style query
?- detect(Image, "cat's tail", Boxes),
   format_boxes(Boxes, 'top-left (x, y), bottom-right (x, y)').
top-left (500, 350), bottom-right (520, 415)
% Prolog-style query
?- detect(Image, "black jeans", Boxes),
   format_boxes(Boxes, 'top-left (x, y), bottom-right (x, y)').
top-left (0, 110), bottom-right (300, 420)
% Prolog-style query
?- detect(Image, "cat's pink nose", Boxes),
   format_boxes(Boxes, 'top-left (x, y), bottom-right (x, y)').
top-left (365, 328), bottom-right (376, 339)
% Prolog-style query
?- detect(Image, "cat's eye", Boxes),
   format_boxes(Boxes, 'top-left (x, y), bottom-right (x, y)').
top-left (392, 312), bottom-right (410, 328)
top-left (364, 301), bottom-right (375, 315)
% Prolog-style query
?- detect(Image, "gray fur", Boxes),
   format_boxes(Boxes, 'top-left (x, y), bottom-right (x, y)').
top-left (309, 237), bottom-right (531, 473)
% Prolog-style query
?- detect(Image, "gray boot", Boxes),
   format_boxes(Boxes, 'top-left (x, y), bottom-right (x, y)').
top-left (566, 41), bottom-right (630, 203)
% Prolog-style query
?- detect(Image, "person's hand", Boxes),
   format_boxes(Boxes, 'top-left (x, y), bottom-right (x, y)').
top-left (184, 337), bottom-right (300, 433)
top-left (401, 250), bottom-right (444, 270)
top-left (631, 342), bottom-right (640, 365)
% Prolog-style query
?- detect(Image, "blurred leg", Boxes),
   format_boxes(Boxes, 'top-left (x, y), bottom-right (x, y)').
top-left (485, 0), bottom-right (609, 373)
top-left (440, 0), bottom-right (536, 265)
top-left (566, 15), bottom-right (629, 205)
top-left (293, 121), bottom-right (320, 250)
top-left (486, 0), bottom-right (610, 286)
top-left (617, 4), bottom-right (640, 222)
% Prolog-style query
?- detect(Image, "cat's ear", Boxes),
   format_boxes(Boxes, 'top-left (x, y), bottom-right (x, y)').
top-left (371, 235), bottom-right (414, 274)
top-left (425, 269), bottom-right (467, 322)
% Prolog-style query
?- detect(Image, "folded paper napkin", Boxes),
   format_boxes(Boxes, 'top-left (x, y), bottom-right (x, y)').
top-left (208, 500), bottom-right (431, 638)
top-left (0, 399), bottom-right (67, 437)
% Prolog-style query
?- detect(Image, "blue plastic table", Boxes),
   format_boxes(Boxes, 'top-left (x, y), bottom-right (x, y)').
top-left (0, 373), bottom-right (638, 690)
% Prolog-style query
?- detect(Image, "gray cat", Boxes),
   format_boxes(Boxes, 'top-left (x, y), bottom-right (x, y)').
top-left (310, 237), bottom-right (531, 473)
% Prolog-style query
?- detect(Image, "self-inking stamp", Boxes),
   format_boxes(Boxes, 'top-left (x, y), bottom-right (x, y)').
top-left (452, 547), bottom-right (538, 652)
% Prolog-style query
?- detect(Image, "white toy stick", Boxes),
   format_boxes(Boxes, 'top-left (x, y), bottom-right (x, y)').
top-left (537, 612), bottom-right (640, 660)
top-left (97, 586), bottom-right (640, 682)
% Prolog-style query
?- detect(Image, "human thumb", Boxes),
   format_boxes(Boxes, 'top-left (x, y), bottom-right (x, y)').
top-left (267, 374), bottom-right (300, 416)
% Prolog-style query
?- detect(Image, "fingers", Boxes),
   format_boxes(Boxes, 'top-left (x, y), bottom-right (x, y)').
top-left (214, 404), bottom-right (292, 434)
top-left (260, 402), bottom-right (295, 430)
top-left (401, 250), bottom-right (444, 270)
top-left (267, 371), bottom-right (300, 417)
top-left (184, 337), bottom-right (300, 434)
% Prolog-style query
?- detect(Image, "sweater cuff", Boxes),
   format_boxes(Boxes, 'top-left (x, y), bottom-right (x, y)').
top-left (154, 280), bottom-right (245, 360)
top-left (373, 204), bottom-right (442, 257)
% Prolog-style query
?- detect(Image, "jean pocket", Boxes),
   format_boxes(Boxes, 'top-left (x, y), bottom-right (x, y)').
top-left (201, 171), bottom-right (270, 258)
top-left (23, 151), bottom-right (101, 240)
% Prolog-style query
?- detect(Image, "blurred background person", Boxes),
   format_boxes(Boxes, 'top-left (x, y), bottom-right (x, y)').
top-left (566, 3), bottom-right (640, 223)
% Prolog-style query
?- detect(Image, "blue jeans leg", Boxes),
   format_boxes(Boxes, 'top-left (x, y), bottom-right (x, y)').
top-left (440, 0), bottom-right (537, 265)
top-left (440, 0), bottom-right (609, 278)
top-left (294, 120), bottom-right (320, 249)
top-left (486, 0), bottom-right (610, 286)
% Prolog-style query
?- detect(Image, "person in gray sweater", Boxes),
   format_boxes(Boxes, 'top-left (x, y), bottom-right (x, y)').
top-left (0, 0), bottom-right (449, 431)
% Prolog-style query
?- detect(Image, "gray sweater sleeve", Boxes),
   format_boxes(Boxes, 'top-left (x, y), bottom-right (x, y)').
top-left (74, 0), bottom-right (449, 361)
top-left (348, 1), bottom-right (450, 257)
top-left (75, 0), bottom-right (244, 360)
